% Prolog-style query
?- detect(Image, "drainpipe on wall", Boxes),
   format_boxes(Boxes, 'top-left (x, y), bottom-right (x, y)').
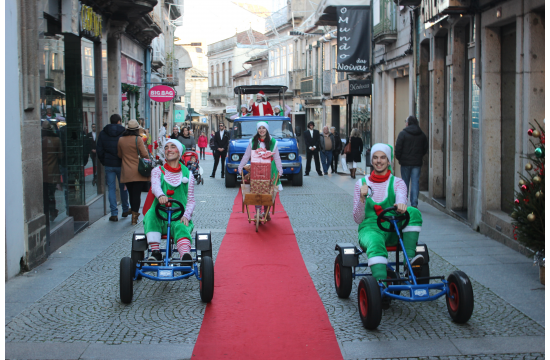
top-left (145, 46), bottom-right (152, 129)
top-left (474, 14), bottom-right (482, 88)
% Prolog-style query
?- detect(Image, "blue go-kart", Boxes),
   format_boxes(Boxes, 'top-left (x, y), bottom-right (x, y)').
top-left (120, 199), bottom-right (214, 304)
top-left (334, 206), bottom-right (474, 330)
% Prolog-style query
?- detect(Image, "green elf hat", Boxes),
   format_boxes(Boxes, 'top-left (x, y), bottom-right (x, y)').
top-left (256, 121), bottom-right (269, 131)
top-left (370, 143), bottom-right (394, 173)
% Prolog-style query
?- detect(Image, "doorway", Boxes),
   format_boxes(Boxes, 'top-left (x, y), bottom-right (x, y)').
top-left (295, 114), bottom-right (306, 155)
top-left (394, 76), bottom-right (409, 178)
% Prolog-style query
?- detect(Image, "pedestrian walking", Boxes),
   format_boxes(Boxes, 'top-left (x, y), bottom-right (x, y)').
top-left (319, 126), bottom-right (335, 175)
top-left (209, 130), bottom-right (216, 158)
top-left (197, 131), bottom-right (208, 160)
top-left (117, 119), bottom-right (150, 225)
top-left (395, 115), bottom-right (428, 208)
top-left (211, 123), bottom-right (229, 178)
top-left (346, 128), bottom-right (363, 179)
top-left (304, 121), bottom-right (322, 176)
top-left (330, 126), bottom-right (342, 174)
top-left (170, 125), bottom-right (180, 140)
top-left (96, 114), bottom-right (129, 222)
top-left (177, 127), bottom-right (196, 152)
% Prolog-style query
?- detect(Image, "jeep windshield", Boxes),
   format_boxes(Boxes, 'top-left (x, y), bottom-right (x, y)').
top-left (230, 120), bottom-right (295, 140)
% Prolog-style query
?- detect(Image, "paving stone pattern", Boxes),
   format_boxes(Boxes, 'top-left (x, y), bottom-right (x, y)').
top-left (5, 159), bottom-right (237, 345)
top-left (279, 175), bottom-right (545, 345)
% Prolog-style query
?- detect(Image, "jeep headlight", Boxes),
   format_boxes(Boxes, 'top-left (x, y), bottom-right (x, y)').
top-left (231, 154), bottom-right (240, 161)
top-left (288, 153), bottom-right (296, 160)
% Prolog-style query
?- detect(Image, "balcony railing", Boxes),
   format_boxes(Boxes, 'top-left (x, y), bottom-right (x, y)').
top-left (289, 69), bottom-right (305, 91)
top-left (208, 86), bottom-right (232, 100)
top-left (373, 0), bottom-right (397, 44)
top-left (207, 37), bottom-right (237, 56)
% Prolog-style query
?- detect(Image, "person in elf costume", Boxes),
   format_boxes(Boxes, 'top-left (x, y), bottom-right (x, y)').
top-left (143, 139), bottom-right (195, 262)
top-left (238, 121), bottom-right (283, 220)
top-left (248, 91), bottom-right (274, 116)
top-left (353, 143), bottom-right (424, 283)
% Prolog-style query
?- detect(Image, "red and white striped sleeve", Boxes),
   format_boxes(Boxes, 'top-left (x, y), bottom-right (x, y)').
top-left (393, 177), bottom-right (408, 205)
top-left (151, 167), bottom-right (164, 198)
top-left (183, 173), bottom-right (195, 221)
top-left (238, 143), bottom-right (252, 174)
top-left (353, 178), bottom-right (366, 224)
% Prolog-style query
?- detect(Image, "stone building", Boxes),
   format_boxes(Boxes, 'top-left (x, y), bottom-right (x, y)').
top-left (5, 0), bottom-right (179, 279)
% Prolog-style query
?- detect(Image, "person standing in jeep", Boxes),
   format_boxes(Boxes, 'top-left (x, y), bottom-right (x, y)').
top-left (394, 115), bottom-right (428, 208)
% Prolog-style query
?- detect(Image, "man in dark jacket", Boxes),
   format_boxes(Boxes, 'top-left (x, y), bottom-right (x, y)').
top-left (96, 114), bottom-right (130, 221)
top-left (330, 126), bottom-right (342, 174)
top-left (211, 123), bottom-right (230, 178)
top-left (395, 115), bottom-right (428, 208)
top-left (304, 121), bottom-right (322, 176)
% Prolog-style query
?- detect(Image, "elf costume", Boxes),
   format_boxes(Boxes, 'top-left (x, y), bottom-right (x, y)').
top-left (143, 139), bottom-right (195, 258)
top-left (354, 143), bottom-right (423, 282)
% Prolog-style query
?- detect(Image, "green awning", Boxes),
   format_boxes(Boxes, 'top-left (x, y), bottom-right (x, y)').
top-left (190, 111), bottom-right (201, 117)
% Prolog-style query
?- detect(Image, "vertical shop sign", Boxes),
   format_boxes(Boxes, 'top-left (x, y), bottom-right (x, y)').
top-left (121, 55), bottom-right (142, 86)
top-left (80, 4), bottom-right (103, 40)
top-left (336, 6), bottom-right (371, 72)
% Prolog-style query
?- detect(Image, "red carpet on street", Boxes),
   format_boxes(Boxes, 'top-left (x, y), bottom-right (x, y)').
top-left (192, 189), bottom-right (343, 359)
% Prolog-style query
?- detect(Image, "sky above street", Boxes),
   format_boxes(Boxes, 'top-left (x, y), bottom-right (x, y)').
top-left (175, 0), bottom-right (285, 47)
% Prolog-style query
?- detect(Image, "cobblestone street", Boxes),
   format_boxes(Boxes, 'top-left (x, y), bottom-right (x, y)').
top-left (5, 158), bottom-right (545, 359)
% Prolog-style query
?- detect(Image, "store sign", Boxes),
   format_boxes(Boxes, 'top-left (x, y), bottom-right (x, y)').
top-left (121, 55), bottom-right (142, 86)
top-left (149, 85), bottom-right (176, 102)
top-left (332, 80), bottom-right (372, 97)
top-left (336, 6), bottom-right (371, 72)
top-left (226, 105), bottom-right (237, 113)
top-left (80, 4), bottom-right (102, 39)
top-left (174, 110), bottom-right (185, 122)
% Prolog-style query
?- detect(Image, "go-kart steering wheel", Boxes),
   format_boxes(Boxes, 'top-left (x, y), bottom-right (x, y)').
top-left (155, 199), bottom-right (185, 222)
top-left (376, 206), bottom-right (410, 233)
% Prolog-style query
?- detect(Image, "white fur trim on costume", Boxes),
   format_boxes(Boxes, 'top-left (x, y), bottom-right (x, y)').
top-left (147, 232), bottom-right (161, 244)
top-left (181, 176), bottom-right (189, 184)
top-left (257, 121), bottom-right (269, 131)
top-left (402, 225), bottom-right (422, 233)
top-left (368, 256), bottom-right (388, 266)
top-left (370, 143), bottom-right (392, 164)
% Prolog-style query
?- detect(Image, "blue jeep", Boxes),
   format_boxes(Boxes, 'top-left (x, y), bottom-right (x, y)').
top-left (224, 85), bottom-right (303, 188)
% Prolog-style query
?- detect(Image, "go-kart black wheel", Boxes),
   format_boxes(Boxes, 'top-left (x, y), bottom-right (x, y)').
top-left (334, 254), bottom-right (352, 298)
top-left (120, 257), bottom-right (134, 304)
top-left (131, 250), bottom-right (144, 280)
top-left (446, 271), bottom-right (474, 323)
top-left (358, 276), bottom-right (382, 330)
top-left (417, 263), bottom-right (430, 285)
top-left (201, 249), bottom-right (212, 259)
top-left (200, 256), bottom-right (214, 303)
top-left (376, 206), bottom-right (410, 233)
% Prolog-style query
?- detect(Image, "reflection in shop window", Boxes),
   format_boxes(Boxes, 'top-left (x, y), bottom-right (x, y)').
top-left (351, 96), bottom-right (371, 150)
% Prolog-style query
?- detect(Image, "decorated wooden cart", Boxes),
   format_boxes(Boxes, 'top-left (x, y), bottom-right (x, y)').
top-left (241, 172), bottom-right (279, 232)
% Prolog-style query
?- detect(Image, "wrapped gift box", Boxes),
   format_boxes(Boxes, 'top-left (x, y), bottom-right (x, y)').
top-left (250, 163), bottom-right (271, 180)
top-left (251, 149), bottom-right (273, 164)
top-left (250, 179), bottom-right (272, 194)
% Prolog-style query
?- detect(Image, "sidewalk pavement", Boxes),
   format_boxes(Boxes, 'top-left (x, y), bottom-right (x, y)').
top-left (324, 168), bottom-right (545, 328)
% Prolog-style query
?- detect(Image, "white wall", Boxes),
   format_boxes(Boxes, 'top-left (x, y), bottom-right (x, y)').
top-left (5, 0), bottom-right (26, 279)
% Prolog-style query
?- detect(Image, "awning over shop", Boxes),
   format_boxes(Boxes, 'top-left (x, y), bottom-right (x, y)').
top-left (314, 0), bottom-right (370, 26)
top-left (199, 106), bottom-right (225, 115)
top-left (189, 111), bottom-right (202, 117)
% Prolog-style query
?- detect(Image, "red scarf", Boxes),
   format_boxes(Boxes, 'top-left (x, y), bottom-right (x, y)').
top-left (164, 162), bottom-right (181, 173)
top-left (369, 171), bottom-right (391, 183)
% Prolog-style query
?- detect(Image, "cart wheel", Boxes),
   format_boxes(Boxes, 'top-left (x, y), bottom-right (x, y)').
top-left (201, 178), bottom-right (204, 185)
top-left (417, 263), bottom-right (430, 285)
top-left (334, 254), bottom-right (353, 298)
top-left (200, 256), bottom-right (214, 303)
top-left (255, 210), bottom-right (260, 232)
top-left (358, 277), bottom-right (382, 330)
top-left (446, 271), bottom-right (474, 323)
top-left (120, 257), bottom-right (134, 304)
top-left (131, 250), bottom-right (144, 280)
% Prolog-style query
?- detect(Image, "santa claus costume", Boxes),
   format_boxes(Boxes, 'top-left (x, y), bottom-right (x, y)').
top-left (250, 91), bottom-right (274, 116)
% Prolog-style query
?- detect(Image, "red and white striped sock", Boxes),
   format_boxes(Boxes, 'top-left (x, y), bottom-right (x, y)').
top-left (176, 238), bottom-right (191, 258)
top-left (150, 243), bottom-right (160, 251)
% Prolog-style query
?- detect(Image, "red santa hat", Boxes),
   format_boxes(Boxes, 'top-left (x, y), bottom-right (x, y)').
top-left (257, 91), bottom-right (266, 99)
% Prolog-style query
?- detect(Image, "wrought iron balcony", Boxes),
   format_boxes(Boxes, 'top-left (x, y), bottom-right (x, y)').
top-left (373, 0), bottom-right (397, 45)
top-left (289, 69), bottom-right (305, 91)
top-left (300, 76), bottom-right (321, 97)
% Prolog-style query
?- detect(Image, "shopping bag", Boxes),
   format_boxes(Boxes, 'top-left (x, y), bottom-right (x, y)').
top-left (340, 154), bottom-right (348, 172)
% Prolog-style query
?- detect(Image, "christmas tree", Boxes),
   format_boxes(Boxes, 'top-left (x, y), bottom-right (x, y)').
top-left (511, 120), bottom-right (545, 260)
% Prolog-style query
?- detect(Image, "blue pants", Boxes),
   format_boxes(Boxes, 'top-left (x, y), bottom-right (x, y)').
top-left (320, 150), bottom-right (333, 174)
top-left (105, 166), bottom-right (129, 216)
top-left (400, 166), bottom-right (421, 207)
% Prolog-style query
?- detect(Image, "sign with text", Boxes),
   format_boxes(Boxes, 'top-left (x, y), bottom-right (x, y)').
top-left (332, 80), bottom-right (372, 97)
top-left (149, 85), bottom-right (176, 102)
top-left (336, 6), bottom-right (371, 72)
top-left (80, 4), bottom-right (102, 40)
top-left (121, 55), bottom-right (142, 86)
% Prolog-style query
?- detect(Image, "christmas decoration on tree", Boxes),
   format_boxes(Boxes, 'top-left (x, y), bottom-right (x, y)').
top-left (512, 120), bottom-right (545, 263)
